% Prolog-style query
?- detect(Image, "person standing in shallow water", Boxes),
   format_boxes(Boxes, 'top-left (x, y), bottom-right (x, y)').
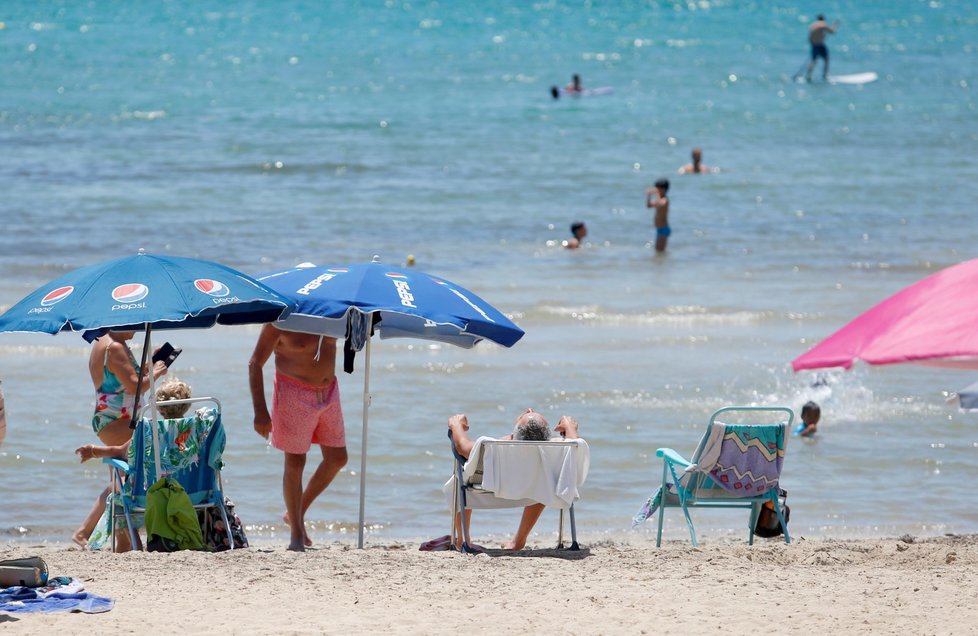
top-left (678, 148), bottom-right (716, 174)
top-left (646, 178), bottom-right (671, 253)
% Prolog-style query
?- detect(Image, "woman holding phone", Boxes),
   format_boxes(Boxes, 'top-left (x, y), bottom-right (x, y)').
top-left (73, 332), bottom-right (169, 549)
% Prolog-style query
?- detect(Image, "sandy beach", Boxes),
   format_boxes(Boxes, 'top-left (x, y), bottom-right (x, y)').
top-left (3, 534), bottom-right (977, 634)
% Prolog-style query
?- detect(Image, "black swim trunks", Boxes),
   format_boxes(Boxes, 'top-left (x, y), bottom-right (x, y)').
top-left (810, 44), bottom-right (828, 60)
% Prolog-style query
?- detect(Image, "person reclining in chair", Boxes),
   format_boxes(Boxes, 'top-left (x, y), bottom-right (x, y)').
top-left (448, 408), bottom-right (580, 550)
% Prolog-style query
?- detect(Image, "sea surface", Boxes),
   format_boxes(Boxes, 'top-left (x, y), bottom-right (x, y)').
top-left (1, 1), bottom-right (977, 546)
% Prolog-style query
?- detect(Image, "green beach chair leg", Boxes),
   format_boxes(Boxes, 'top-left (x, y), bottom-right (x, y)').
top-left (748, 502), bottom-right (760, 545)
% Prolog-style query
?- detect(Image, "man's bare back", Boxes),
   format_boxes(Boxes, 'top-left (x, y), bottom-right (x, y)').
top-left (809, 19), bottom-right (835, 45)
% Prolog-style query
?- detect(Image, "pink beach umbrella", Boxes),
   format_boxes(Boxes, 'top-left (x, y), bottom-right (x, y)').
top-left (793, 258), bottom-right (978, 372)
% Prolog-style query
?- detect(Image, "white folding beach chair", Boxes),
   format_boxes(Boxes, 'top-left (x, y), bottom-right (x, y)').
top-left (447, 432), bottom-right (590, 553)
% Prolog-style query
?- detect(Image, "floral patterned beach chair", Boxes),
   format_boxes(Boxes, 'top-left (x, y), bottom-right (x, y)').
top-left (633, 406), bottom-right (792, 547)
top-left (103, 397), bottom-right (235, 551)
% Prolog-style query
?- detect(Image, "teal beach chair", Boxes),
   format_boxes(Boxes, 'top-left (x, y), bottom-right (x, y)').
top-left (103, 397), bottom-right (234, 551)
top-left (634, 406), bottom-right (792, 547)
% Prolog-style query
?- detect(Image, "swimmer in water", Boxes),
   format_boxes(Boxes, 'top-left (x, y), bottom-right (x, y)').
top-left (563, 221), bottom-right (587, 249)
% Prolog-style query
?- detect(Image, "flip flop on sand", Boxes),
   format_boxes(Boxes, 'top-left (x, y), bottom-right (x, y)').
top-left (419, 535), bottom-right (452, 551)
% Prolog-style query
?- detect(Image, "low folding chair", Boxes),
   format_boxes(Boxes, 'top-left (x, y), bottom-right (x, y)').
top-left (104, 397), bottom-right (235, 551)
top-left (447, 431), bottom-right (589, 553)
top-left (634, 406), bottom-right (792, 547)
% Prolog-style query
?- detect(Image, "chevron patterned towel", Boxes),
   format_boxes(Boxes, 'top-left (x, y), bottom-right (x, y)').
top-left (703, 423), bottom-right (784, 497)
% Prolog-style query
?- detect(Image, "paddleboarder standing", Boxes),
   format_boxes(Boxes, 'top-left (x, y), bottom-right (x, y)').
top-left (805, 14), bottom-right (839, 82)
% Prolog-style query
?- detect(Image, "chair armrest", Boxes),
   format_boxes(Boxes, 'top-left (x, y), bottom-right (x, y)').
top-left (102, 458), bottom-right (131, 474)
top-left (655, 448), bottom-right (691, 468)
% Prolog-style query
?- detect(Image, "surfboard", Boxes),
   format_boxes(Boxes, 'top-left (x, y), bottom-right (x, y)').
top-left (828, 72), bottom-right (878, 85)
top-left (559, 86), bottom-right (615, 97)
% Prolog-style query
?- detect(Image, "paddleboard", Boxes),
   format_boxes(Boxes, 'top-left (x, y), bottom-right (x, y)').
top-left (559, 86), bottom-right (614, 97)
top-left (828, 72), bottom-right (878, 85)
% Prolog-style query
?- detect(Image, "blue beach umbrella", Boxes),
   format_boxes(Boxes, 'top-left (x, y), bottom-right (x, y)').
top-left (0, 250), bottom-right (293, 476)
top-left (258, 257), bottom-right (525, 548)
top-left (0, 250), bottom-right (291, 336)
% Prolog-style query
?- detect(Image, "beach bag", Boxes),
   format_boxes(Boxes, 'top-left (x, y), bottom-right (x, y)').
top-left (199, 498), bottom-right (249, 551)
top-left (0, 556), bottom-right (48, 588)
top-left (754, 488), bottom-right (790, 538)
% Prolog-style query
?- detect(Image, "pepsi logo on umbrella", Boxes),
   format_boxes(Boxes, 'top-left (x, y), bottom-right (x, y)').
top-left (40, 286), bottom-right (74, 306)
top-left (194, 279), bottom-right (230, 297)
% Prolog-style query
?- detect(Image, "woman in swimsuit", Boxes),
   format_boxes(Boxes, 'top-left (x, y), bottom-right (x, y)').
top-left (73, 332), bottom-right (168, 549)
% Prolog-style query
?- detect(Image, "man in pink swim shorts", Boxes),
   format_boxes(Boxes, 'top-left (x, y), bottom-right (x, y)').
top-left (249, 324), bottom-right (347, 552)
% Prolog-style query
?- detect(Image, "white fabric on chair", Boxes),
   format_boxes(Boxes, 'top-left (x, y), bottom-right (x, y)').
top-left (447, 436), bottom-right (589, 510)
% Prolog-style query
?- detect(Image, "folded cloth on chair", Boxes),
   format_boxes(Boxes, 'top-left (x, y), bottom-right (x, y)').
top-left (685, 422), bottom-right (784, 496)
top-left (451, 436), bottom-right (589, 509)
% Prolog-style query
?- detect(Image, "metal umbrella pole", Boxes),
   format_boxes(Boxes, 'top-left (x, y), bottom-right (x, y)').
top-left (356, 314), bottom-right (375, 549)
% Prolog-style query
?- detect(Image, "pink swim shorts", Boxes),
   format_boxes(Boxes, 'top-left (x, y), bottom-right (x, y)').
top-left (271, 372), bottom-right (345, 454)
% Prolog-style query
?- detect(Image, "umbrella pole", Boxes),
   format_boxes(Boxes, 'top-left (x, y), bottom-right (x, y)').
top-left (357, 318), bottom-right (374, 549)
top-left (143, 327), bottom-right (163, 481)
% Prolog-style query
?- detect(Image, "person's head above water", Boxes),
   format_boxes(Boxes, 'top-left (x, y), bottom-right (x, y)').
top-left (655, 178), bottom-right (670, 192)
top-left (570, 221), bottom-right (587, 239)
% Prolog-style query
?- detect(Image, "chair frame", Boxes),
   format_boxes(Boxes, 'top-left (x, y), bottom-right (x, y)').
top-left (448, 431), bottom-right (580, 554)
top-left (104, 396), bottom-right (235, 551)
top-left (654, 406), bottom-right (792, 547)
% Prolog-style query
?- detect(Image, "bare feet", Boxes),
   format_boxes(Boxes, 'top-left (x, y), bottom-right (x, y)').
top-left (283, 512), bottom-right (313, 547)
top-left (501, 538), bottom-right (526, 550)
top-left (287, 540), bottom-right (306, 552)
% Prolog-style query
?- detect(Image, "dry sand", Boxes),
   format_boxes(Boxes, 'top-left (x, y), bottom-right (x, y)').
top-left (2, 534), bottom-right (977, 635)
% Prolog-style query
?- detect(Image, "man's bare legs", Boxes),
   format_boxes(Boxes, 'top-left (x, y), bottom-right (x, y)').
top-left (283, 445), bottom-right (348, 550)
top-left (502, 503), bottom-right (546, 550)
top-left (453, 509), bottom-right (473, 550)
top-left (283, 452), bottom-right (307, 551)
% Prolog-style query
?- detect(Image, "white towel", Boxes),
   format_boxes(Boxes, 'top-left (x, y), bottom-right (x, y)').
top-left (461, 437), bottom-right (589, 510)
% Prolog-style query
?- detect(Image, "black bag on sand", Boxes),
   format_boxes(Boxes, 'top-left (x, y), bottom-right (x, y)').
top-left (754, 488), bottom-right (790, 538)
top-left (198, 498), bottom-right (249, 552)
top-left (0, 556), bottom-right (49, 587)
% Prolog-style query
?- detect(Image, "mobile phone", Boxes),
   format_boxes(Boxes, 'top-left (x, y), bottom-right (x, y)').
top-left (152, 342), bottom-right (182, 368)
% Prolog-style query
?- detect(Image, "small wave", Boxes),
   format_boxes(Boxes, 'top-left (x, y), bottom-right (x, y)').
top-left (533, 304), bottom-right (776, 327)
top-left (114, 109), bottom-right (167, 121)
top-left (196, 161), bottom-right (372, 176)
top-left (0, 344), bottom-right (86, 358)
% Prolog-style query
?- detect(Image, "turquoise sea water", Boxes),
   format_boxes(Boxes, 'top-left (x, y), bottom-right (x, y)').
top-left (1, 1), bottom-right (977, 545)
